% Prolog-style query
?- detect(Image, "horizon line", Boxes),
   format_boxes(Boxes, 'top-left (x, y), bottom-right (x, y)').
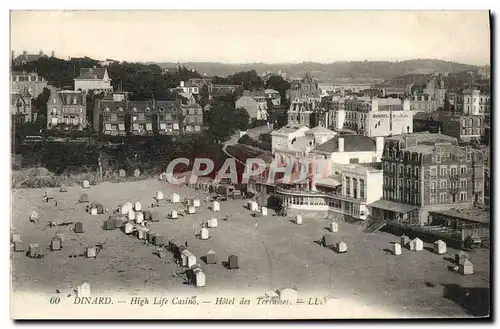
top-left (11, 50), bottom-right (489, 67)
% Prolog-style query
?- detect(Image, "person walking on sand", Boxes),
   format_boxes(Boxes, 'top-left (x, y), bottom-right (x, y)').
top-left (185, 241), bottom-right (188, 248)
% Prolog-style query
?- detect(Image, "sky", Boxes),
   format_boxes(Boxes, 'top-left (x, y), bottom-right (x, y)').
top-left (10, 10), bottom-right (491, 65)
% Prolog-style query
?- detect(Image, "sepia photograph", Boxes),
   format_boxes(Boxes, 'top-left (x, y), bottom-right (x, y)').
top-left (8, 10), bottom-right (491, 319)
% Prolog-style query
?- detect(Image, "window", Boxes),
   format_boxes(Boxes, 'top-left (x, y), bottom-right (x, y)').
top-left (460, 180), bottom-right (467, 188)
top-left (353, 178), bottom-right (358, 198)
top-left (440, 193), bottom-right (447, 203)
top-left (359, 179), bottom-right (365, 199)
top-left (430, 167), bottom-right (437, 177)
top-left (451, 167), bottom-right (457, 175)
top-left (440, 167), bottom-right (447, 176)
top-left (460, 192), bottom-right (467, 201)
top-left (460, 166), bottom-right (467, 174)
top-left (414, 168), bottom-right (419, 178)
top-left (436, 153), bottom-right (441, 163)
top-left (440, 180), bottom-right (446, 189)
top-left (345, 177), bottom-right (351, 196)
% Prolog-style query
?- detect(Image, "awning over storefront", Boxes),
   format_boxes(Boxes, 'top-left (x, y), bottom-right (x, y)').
top-left (368, 199), bottom-right (418, 214)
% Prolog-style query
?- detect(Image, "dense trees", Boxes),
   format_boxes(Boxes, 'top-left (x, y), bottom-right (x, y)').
top-left (266, 75), bottom-right (290, 105)
top-left (205, 104), bottom-right (250, 141)
top-left (213, 70), bottom-right (263, 90)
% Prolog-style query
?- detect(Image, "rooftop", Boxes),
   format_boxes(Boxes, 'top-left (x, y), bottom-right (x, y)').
top-left (305, 126), bottom-right (336, 135)
top-left (403, 143), bottom-right (462, 155)
top-left (273, 124), bottom-right (308, 134)
top-left (315, 135), bottom-right (376, 153)
top-left (387, 131), bottom-right (458, 145)
top-left (430, 208), bottom-right (490, 224)
top-left (75, 67), bottom-right (108, 80)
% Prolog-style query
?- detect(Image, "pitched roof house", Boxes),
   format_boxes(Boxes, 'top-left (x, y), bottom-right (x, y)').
top-left (74, 67), bottom-right (113, 93)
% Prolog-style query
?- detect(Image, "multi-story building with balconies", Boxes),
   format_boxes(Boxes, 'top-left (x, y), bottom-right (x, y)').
top-left (94, 93), bottom-right (128, 136)
top-left (11, 91), bottom-right (33, 123)
top-left (181, 103), bottom-right (204, 134)
top-left (129, 100), bottom-right (155, 136)
top-left (325, 96), bottom-right (413, 137)
top-left (453, 89), bottom-right (490, 116)
top-left (11, 71), bottom-right (48, 98)
top-left (370, 133), bottom-right (484, 226)
top-left (46, 89), bottom-right (87, 129)
top-left (440, 114), bottom-right (485, 143)
top-left (155, 100), bottom-right (181, 135)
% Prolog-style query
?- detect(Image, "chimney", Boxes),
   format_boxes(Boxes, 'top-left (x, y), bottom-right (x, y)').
top-left (376, 136), bottom-right (384, 153)
top-left (338, 137), bottom-right (344, 152)
top-left (23, 51), bottom-right (27, 60)
top-left (39, 50), bottom-right (43, 56)
top-left (180, 81), bottom-right (185, 88)
top-left (51, 51), bottom-right (55, 58)
top-left (11, 50), bottom-right (14, 61)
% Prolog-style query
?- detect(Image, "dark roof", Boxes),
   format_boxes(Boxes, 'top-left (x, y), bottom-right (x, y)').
top-left (369, 199), bottom-right (418, 214)
top-left (129, 100), bottom-right (154, 111)
top-left (98, 99), bottom-right (127, 111)
top-left (315, 135), bottom-right (376, 153)
top-left (75, 68), bottom-right (108, 80)
top-left (430, 209), bottom-right (490, 224)
top-left (14, 54), bottom-right (42, 63)
top-left (55, 91), bottom-right (85, 106)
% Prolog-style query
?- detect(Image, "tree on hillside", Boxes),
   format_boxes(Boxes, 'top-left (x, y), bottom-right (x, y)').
top-left (205, 104), bottom-right (250, 141)
top-left (213, 70), bottom-right (263, 90)
top-left (233, 108), bottom-right (250, 131)
top-left (31, 87), bottom-right (51, 115)
top-left (199, 84), bottom-right (210, 108)
top-left (266, 75), bottom-right (290, 105)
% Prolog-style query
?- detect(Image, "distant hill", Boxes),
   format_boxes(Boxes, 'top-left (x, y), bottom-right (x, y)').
top-left (152, 59), bottom-right (481, 82)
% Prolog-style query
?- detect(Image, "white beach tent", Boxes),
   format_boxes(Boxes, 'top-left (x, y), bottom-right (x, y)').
top-left (261, 207), bottom-right (268, 216)
top-left (193, 268), bottom-right (206, 287)
top-left (329, 222), bottom-right (338, 233)
top-left (171, 210), bottom-right (178, 219)
top-left (295, 215), bottom-right (303, 225)
top-left (433, 240), bottom-right (447, 254)
top-left (393, 243), bottom-right (402, 255)
top-left (124, 222), bottom-right (135, 234)
top-left (210, 218), bottom-right (218, 228)
top-left (200, 228), bottom-right (209, 240)
top-left (172, 193), bottom-right (180, 203)
top-left (409, 237), bottom-right (423, 251)
top-left (134, 202), bottom-right (142, 211)
top-left (213, 201), bottom-right (220, 212)
top-left (156, 191), bottom-right (164, 201)
top-left (460, 260), bottom-right (474, 275)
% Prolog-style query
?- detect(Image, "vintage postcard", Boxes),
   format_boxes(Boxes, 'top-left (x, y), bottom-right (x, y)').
top-left (10, 10), bottom-right (491, 319)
